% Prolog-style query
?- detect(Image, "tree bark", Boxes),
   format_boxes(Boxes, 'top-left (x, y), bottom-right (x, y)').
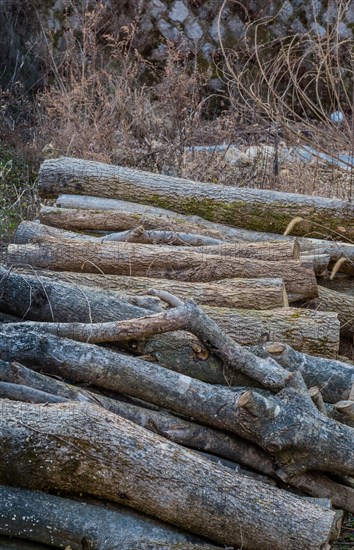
top-left (202, 305), bottom-right (339, 358)
top-left (311, 285), bottom-right (354, 336)
top-left (14, 269), bottom-right (288, 309)
top-left (15, 220), bottom-right (300, 262)
top-left (0, 485), bottom-right (216, 550)
top-left (250, 341), bottom-right (354, 404)
top-left (299, 254), bottom-right (330, 275)
top-left (5, 239), bottom-right (318, 302)
top-left (0, 265), bottom-right (162, 322)
top-left (38, 157), bottom-right (354, 239)
top-left (0, 266), bottom-right (232, 386)
top-left (2, 359), bottom-right (353, 513)
top-left (0, 400), bottom-right (336, 550)
top-left (1, 327), bottom-right (353, 478)
top-left (10, 303), bottom-right (339, 358)
top-left (15, 221), bottom-right (225, 247)
top-left (0, 265), bottom-right (338, 356)
top-left (54, 196), bottom-right (354, 264)
top-left (49, 201), bottom-right (229, 239)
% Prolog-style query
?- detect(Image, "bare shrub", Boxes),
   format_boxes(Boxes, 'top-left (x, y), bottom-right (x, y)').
top-left (218, 0), bottom-right (354, 200)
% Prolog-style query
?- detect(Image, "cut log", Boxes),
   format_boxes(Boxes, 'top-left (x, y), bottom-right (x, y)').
top-left (54, 195), bottom-right (354, 268)
top-left (15, 220), bottom-right (299, 262)
top-left (250, 342), bottom-right (354, 403)
top-left (0, 399), bottom-right (337, 550)
top-left (0, 266), bottom-right (162, 322)
top-left (38, 157), bottom-right (354, 239)
top-left (5, 239), bottom-right (318, 302)
top-left (0, 381), bottom-right (67, 404)
top-left (2, 359), bottom-right (353, 513)
top-left (47, 202), bottom-right (229, 239)
top-left (16, 269), bottom-right (287, 309)
top-left (0, 266), bottom-right (234, 386)
top-left (311, 286), bottom-right (354, 336)
top-left (202, 306), bottom-right (339, 358)
top-left (300, 254), bottom-right (330, 275)
top-left (1, 326), bottom-right (354, 478)
top-left (0, 486), bottom-right (216, 550)
top-left (0, 265), bottom-right (338, 356)
top-left (11, 303), bottom-right (339, 358)
top-left (15, 221), bottom-right (224, 247)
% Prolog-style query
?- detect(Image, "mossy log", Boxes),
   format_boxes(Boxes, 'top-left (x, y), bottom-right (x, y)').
top-left (0, 486), bottom-right (216, 550)
top-left (6, 238), bottom-right (318, 302)
top-left (53, 197), bottom-right (354, 264)
top-left (19, 270), bottom-right (288, 309)
top-left (202, 306), bottom-right (339, 358)
top-left (2, 359), bottom-right (353, 512)
top-left (54, 194), bottom-right (354, 275)
top-left (0, 399), bottom-right (337, 550)
top-left (38, 157), bottom-right (354, 239)
top-left (1, 324), bottom-right (354, 478)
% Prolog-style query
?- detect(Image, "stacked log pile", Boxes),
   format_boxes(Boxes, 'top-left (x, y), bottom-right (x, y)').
top-left (1, 156), bottom-right (354, 549)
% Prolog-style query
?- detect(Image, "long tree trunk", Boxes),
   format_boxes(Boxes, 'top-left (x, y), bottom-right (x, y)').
top-left (1, 327), bottom-right (353, 478)
top-left (2, 359), bottom-right (353, 512)
top-left (38, 157), bottom-right (354, 239)
top-left (0, 266), bottom-right (338, 357)
top-left (5, 239), bottom-right (318, 302)
top-left (0, 399), bottom-right (336, 550)
top-left (17, 269), bottom-right (288, 309)
top-left (0, 266), bottom-right (234, 386)
top-left (54, 196), bottom-right (354, 272)
top-left (14, 220), bottom-right (300, 262)
top-left (202, 305), bottom-right (339, 358)
top-left (0, 485), bottom-right (216, 550)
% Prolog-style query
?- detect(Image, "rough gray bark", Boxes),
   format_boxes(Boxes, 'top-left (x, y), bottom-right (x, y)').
top-left (2, 359), bottom-right (353, 513)
top-left (0, 381), bottom-right (67, 404)
top-left (14, 269), bottom-right (288, 309)
top-left (202, 305), bottom-right (339, 358)
top-left (16, 219), bottom-right (302, 261)
top-left (0, 266), bottom-right (162, 322)
top-left (0, 400), bottom-right (336, 550)
top-left (250, 341), bottom-right (354, 403)
top-left (299, 253), bottom-right (330, 275)
top-left (9, 303), bottom-right (339, 358)
top-left (332, 400), bottom-right (354, 428)
top-left (312, 285), bottom-right (354, 336)
top-left (5, 239), bottom-right (318, 302)
top-left (38, 157), bottom-right (354, 239)
top-left (47, 201), bottom-right (229, 239)
top-left (0, 298), bottom-right (307, 394)
top-left (15, 220), bottom-right (301, 262)
top-left (1, 327), bottom-right (353, 478)
top-left (0, 266), bottom-right (231, 386)
top-left (0, 486), bottom-right (216, 550)
top-left (27, 217), bottom-right (227, 246)
top-left (14, 221), bottom-right (225, 248)
top-left (55, 195), bottom-right (354, 268)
